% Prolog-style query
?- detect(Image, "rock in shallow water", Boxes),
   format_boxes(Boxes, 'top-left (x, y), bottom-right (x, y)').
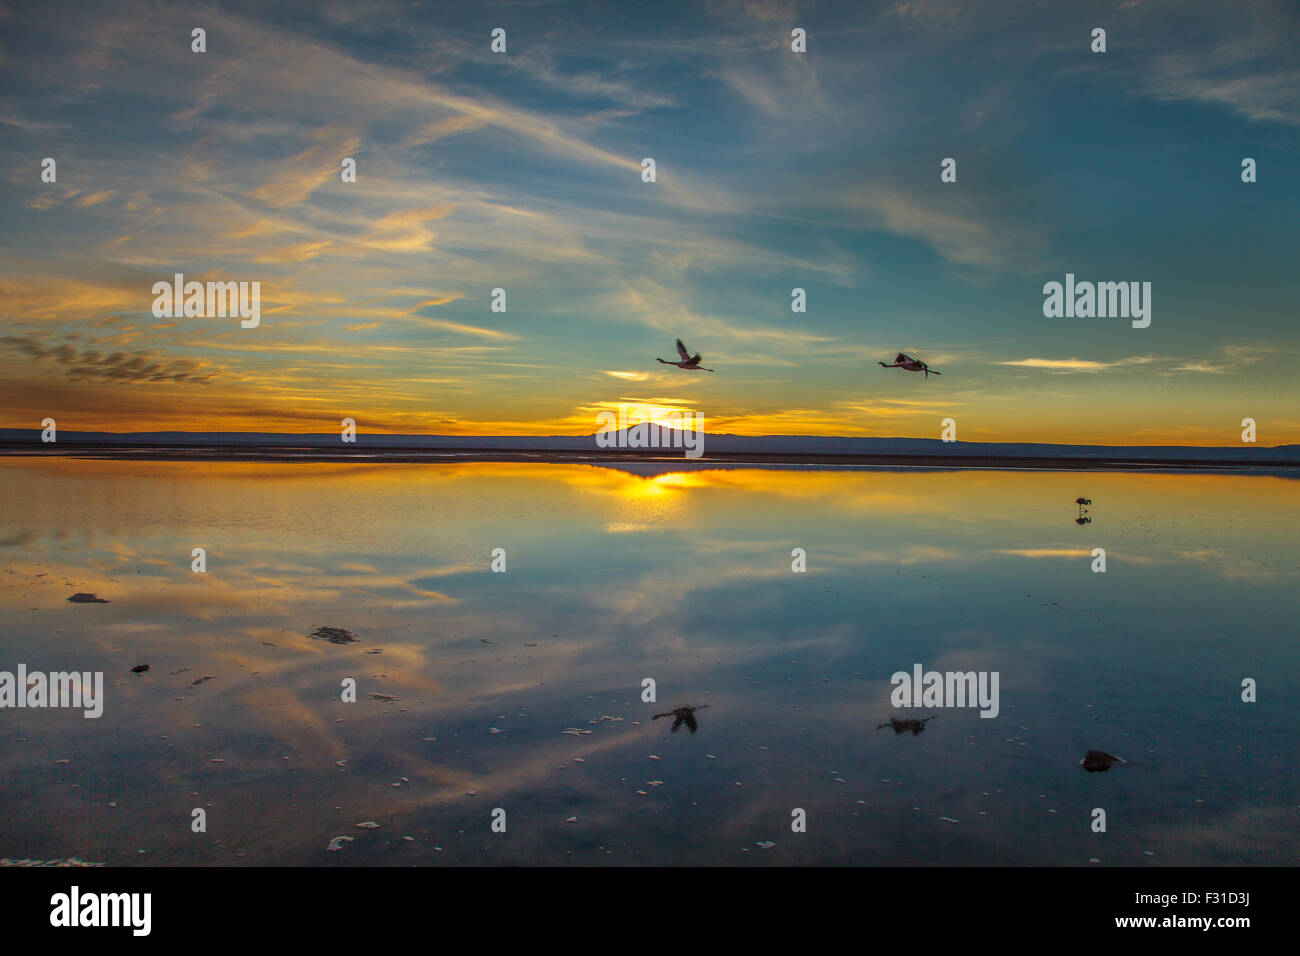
top-left (1081, 750), bottom-right (1126, 772)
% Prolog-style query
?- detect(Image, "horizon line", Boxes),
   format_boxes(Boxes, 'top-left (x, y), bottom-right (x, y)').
top-left (1, 427), bottom-right (1295, 451)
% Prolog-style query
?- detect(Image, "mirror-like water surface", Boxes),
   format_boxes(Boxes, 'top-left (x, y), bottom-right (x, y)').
top-left (1, 459), bottom-right (1296, 865)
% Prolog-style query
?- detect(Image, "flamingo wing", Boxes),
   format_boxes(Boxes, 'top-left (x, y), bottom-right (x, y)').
top-left (676, 339), bottom-right (691, 361)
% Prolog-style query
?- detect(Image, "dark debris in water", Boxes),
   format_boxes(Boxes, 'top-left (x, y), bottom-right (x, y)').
top-left (653, 704), bottom-right (708, 734)
top-left (1, 857), bottom-right (105, 867)
top-left (67, 593), bottom-right (109, 603)
top-left (310, 626), bottom-right (359, 645)
top-left (877, 716), bottom-right (938, 735)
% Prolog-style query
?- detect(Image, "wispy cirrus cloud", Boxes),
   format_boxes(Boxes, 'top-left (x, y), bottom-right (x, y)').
top-left (1138, 41), bottom-right (1300, 127)
top-left (841, 184), bottom-right (1047, 272)
top-left (999, 343), bottom-right (1292, 376)
top-left (996, 357), bottom-right (1157, 372)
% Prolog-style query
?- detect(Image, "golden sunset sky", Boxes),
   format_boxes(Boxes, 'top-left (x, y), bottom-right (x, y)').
top-left (2, 0), bottom-right (1298, 444)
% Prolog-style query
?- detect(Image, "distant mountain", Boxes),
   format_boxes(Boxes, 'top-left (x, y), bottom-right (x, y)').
top-left (2, 427), bottom-right (1298, 463)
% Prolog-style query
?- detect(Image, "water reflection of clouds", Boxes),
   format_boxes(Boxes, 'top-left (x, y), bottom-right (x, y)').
top-left (1, 459), bottom-right (1296, 864)
top-left (1138, 805), bottom-right (1297, 865)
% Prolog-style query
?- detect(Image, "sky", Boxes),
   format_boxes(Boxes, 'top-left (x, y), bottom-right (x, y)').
top-left (1, 0), bottom-right (1297, 444)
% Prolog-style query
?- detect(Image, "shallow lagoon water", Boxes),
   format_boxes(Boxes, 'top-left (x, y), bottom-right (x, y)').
top-left (1, 458), bottom-right (1296, 865)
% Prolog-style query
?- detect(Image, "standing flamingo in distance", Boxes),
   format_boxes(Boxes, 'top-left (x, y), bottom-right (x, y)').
top-left (658, 339), bottom-right (714, 372)
top-left (878, 352), bottom-right (940, 378)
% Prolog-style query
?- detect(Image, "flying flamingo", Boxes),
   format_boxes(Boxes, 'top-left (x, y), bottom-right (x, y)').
top-left (658, 339), bottom-right (714, 372)
top-left (878, 352), bottom-right (940, 378)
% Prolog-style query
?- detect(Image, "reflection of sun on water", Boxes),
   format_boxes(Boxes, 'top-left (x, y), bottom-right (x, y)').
top-left (651, 473), bottom-right (708, 490)
top-left (606, 472), bottom-right (701, 528)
